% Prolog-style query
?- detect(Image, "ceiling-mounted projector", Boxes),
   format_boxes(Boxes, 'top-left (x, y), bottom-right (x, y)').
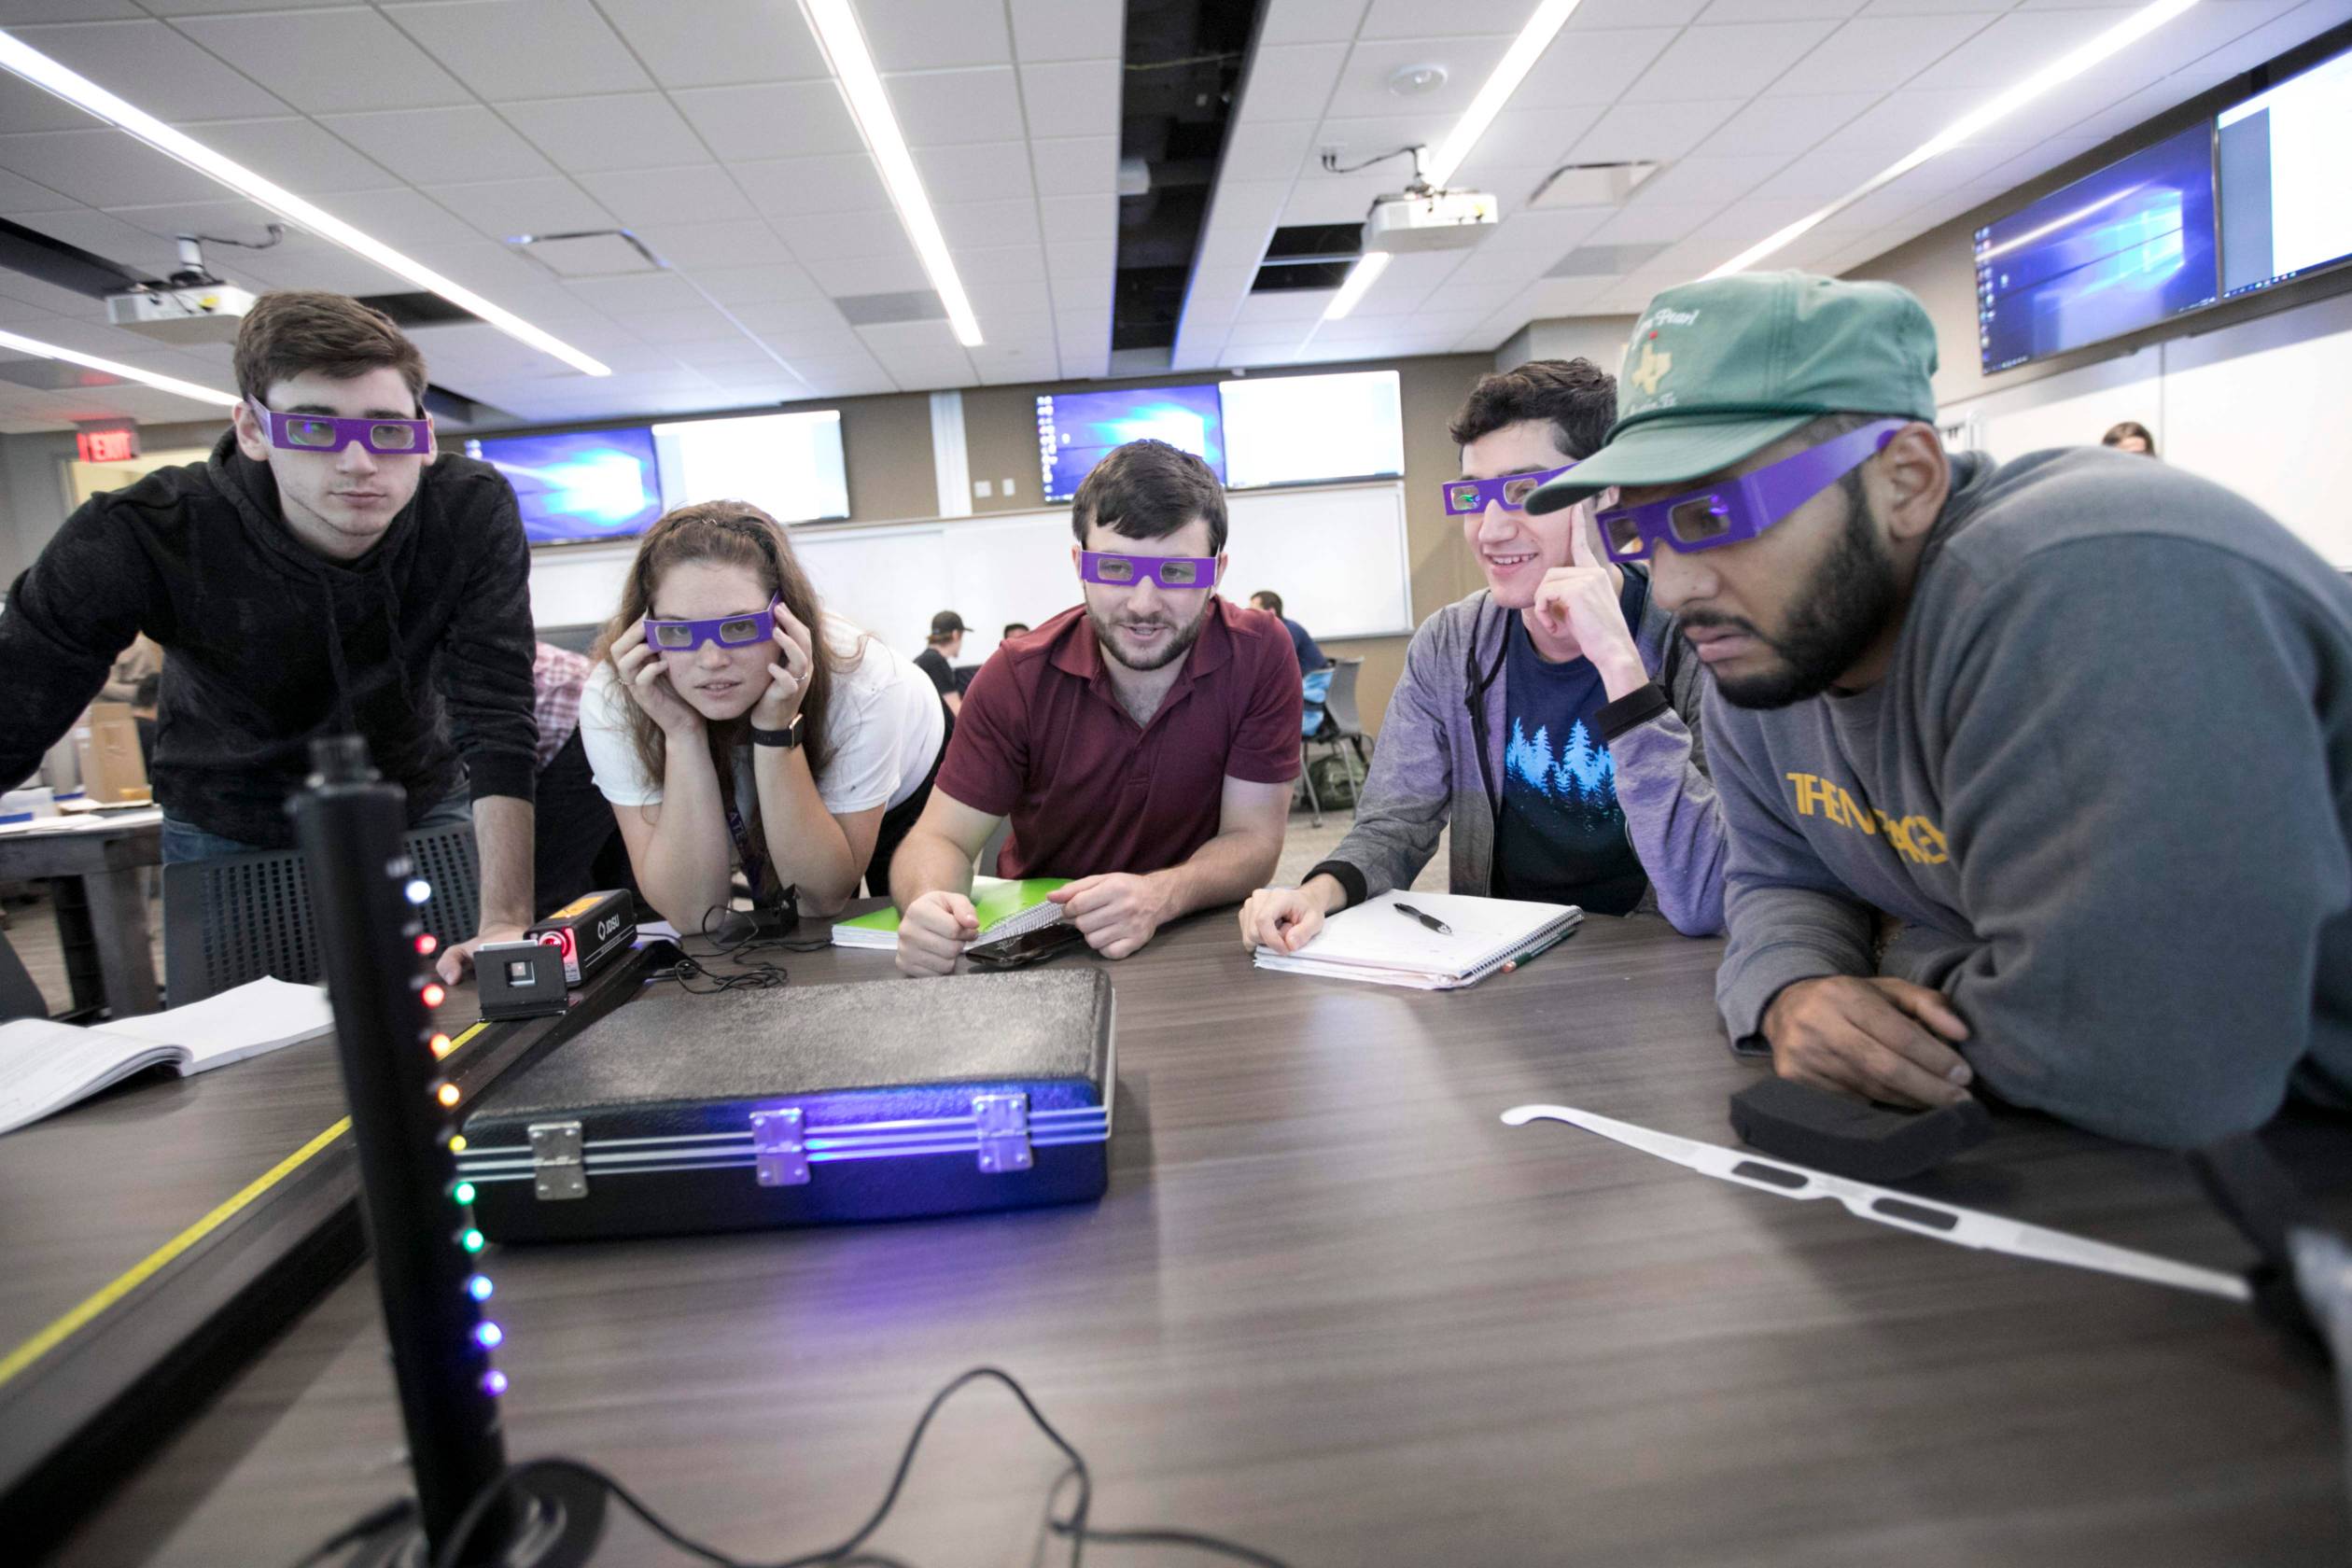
top-left (1364, 187), bottom-right (1500, 253)
top-left (105, 232), bottom-right (268, 344)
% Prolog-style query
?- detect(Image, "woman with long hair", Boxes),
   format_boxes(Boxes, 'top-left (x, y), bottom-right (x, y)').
top-left (578, 501), bottom-right (947, 931)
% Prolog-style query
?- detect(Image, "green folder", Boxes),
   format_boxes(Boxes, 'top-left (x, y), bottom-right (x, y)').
top-left (830, 876), bottom-right (1070, 950)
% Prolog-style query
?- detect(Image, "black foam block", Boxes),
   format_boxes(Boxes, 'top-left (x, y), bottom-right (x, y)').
top-left (1728, 1076), bottom-right (1991, 1182)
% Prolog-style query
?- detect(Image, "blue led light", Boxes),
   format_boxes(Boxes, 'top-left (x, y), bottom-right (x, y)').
top-left (475, 1321), bottom-right (504, 1350)
top-left (467, 1274), bottom-right (494, 1301)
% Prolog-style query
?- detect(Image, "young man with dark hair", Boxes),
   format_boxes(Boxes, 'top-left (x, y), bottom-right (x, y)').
top-left (0, 289), bottom-right (539, 984)
top-left (1002, 622), bottom-right (1030, 639)
top-left (913, 610), bottom-right (966, 716)
top-left (1533, 270), bottom-right (2352, 1149)
top-left (1248, 589), bottom-right (1329, 672)
top-left (893, 439), bottom-right (1301, 973)
top-left (1239, 358), bottom-right (1728, 956)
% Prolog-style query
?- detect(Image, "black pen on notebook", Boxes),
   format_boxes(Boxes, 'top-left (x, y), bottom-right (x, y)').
top-left (1393, 902), bottom-right (1452, 935)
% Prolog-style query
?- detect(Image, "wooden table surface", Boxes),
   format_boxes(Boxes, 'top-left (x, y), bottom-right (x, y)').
top-left (38, 911), bottom-right (2352, 1567)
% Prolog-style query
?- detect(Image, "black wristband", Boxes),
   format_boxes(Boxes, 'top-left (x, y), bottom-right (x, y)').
top-left (1301, 860), bottom-right (1366, 910)
top-left (749, 714), bottom-right (804, 749)
top-left (1593, 681), bottom-right (1672, 744)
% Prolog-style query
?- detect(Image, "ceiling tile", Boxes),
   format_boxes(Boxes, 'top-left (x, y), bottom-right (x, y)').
top-left (307, 186), bottom-right (485, 248)
top-left (1015, 59), bottom-right (1120, 140)
top-left (888, 66), bottom-right (1025, 147)
top-left (690, 265), bottom-right (829, 307)
top-left (934, 198), bottom-right (1043, 249)
top-left (1691, 91), bottom-right (1876, 158)
top-left (1237, 43), bottom-right (1351, 120)
top-left (1258, 0), bottom-right (1376, 47)
top-left (181, 116), bottom-right (402, 191)
top-left (1007, 0), bottom-right (1124, 63)
top-left (5, 20), bottom-right (287, 121)
top-left (1567, 99), bottom-right (1746, 163)
top-left (1029, 135), bottom-right (1115, 196)
top-left (637, 219), bottom-right (796, 269)
top-left (384, 0), bottom-right (652, 99)
top-left (559, 271), bottom-right (707, 315)
top-left (1512, 28), bottom-right (1682, 107)
top-left (1770, 13), bottom-right (1994, 96)
top-left (427, 175), bottom-right (616, 240)
top-left (780, 207), bottom-right (920, 262)
top-left (957, 245), bottom-right (1052, 282)
top-left (1929, 8), bottom-right (2147, 90)
top-left (1625, 153), bottom-right (1795, 208)
top-left (673, 80), bottom-right (862, 160)
top-left (0, 0), bottom-right (143, 18)
top-left (0, 73), bottom-right (97, 136)
top-left (169, 7), bottom-right (471, 114)
top-left (579, 164), bottom-right (758, 225)
top-left (1221, 119), bottom-right (1318, 181)
top-left (317, 106), bottom-right (554, 184)
top-left (864, 0), bottom-right (1015, 71)
top-left (595, 0), bottom-right (829, 88)
top-left (1700, 0), bottom-right (1869, 17)
top-left (914, 141), bottom-right (1035, 203)
top-left (1323, 36), bottom-right (1514, 120)
top-left (0, 129), bottom-right (228, 206)
top-left (731, 153), bottom-right (893, 216)
top-left (9, 207), bottom-right (186, 273)
top-left (966, 275), bottom-right (1054, 315)
top-left (1452, 105), bottom-right (1613, 188)
top-left (805, 250), bottom-right (931, 294)
top-left (1358, 0), bottom-right (1545, 35)
top-left (1621, 20), bottom-right (1844, 102)
top-left (1584, 201), bottom-right (1726, 245)
top-left (500, 93), bottom-right (711, 174)
top-left (0, 167), bottom-right (71, 210)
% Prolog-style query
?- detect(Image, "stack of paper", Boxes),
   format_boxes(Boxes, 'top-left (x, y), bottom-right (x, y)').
top-left (1253, 889), bottom-right (1582, 990)
top-left (0, 975), bottom-right (336, 1136)
top-left (832, 876), bottom-right (1071, 951)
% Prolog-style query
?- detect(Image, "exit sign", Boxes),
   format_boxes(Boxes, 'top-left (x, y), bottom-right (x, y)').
top-left (77, 426), bottom-right (140, 463)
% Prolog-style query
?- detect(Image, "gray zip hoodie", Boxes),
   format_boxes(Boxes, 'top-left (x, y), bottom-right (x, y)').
top-left (1309, 567), bottom-right (1727, 934)
top-left (1708, 445), bottom-right (2352, 1149)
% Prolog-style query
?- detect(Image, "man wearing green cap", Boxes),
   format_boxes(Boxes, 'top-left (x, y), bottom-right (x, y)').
top-left (1528, 270), bottom-right (2352, 1149)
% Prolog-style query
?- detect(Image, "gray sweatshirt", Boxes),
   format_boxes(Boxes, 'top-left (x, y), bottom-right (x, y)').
top-left (1313, 568), bottom-right (1728, 934)
top-left (1709, 446), bottom-right (2352, 1149)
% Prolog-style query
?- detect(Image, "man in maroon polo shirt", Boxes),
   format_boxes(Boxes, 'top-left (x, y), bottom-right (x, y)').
top-left (891, 440), bottom-right (1303, 975)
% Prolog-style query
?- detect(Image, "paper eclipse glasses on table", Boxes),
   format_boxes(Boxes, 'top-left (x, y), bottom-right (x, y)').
top-left (246, 399), bottom-right (431, 455)
top-left (644, 597), bottom-right (782, 651)
top-left (1594, 417), bottom-right (1903, 565)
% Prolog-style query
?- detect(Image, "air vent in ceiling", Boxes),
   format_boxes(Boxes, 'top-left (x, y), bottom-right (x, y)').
top-left (1250, 222), bottom-right (1362, 292)
top-left (833, 290), bottom-right (945, 327)
top-left (1529, 162), bottom-right (1662, 210)
top-left (1548, 242), bottom-right (1671, 278)
top-left (507, 229), bottom-right (665, 279)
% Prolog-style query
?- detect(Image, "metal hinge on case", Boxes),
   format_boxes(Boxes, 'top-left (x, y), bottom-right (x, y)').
top-left (973, 1092), bottom-right (1032, 1174)
top-left (751, 1106), bottom-right (809, 1187)
top-left (528, 1120), bottom-right (586, 1200)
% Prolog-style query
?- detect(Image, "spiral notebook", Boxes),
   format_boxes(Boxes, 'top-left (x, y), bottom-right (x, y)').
top-left (1253, 889), bottom-right (1582, 990)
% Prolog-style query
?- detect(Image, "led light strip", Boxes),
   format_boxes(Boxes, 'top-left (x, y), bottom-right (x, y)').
top-left (0, 32), bottom-right (611, 378)
top-left (798, 0), bottom-right (985, 348)
top-left (0, 326), bottom-right (241, 407)
top-left (1705, 0), bottom-right (2204, 277)
top-left (1323, 0), bottom-right (1587, 323)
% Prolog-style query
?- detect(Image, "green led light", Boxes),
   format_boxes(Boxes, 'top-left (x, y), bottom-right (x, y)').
top-left (460, 1228), bottom-right (484, 1253)
top-left (453, 1182), bottom-right (477, 1206)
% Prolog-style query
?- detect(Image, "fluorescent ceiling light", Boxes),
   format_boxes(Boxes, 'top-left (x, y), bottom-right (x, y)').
top-left (799, 0), bottom-right (985, 349)
top-left (1424, 0), bottom-right (1586, 189)
top-left (1705, 0), bottom-right (2203, 278)
top-left (0, 32), bottom-right (611, 378)
top-left (0, 327), bottom-right (241, 408)
top-left (1322, 0), bottom-right (1583, 323)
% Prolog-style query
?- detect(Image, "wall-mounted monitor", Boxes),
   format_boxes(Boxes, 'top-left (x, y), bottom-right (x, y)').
top-left (2218, 44), bottom-right (2352, 300)
top-left (1219, 369), bottom-right (1404, 490)
top-left (1973, 122), bottom-right (2219, 375)
top-left (653, 410), bottom-right (848, 525)
top-left (466, 427), bottom-right (663, 547)
top-left (1037, 385), bottom-right (1225, 502)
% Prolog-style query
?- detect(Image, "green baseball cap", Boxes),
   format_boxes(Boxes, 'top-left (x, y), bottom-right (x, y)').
top-left (1526, 271), bottom-right (1939, 513)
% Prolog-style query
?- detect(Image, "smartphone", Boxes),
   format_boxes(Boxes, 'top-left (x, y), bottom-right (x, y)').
top-left (965, 919), bottom-right (1089, 969)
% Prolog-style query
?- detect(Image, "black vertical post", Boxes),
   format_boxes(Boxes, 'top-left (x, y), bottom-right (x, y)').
top-left (294, 735), bottom-right (515, 1561)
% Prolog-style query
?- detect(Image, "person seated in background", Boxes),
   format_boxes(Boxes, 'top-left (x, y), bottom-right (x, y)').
top-left (892, 440), bottom-right (1301, 974)
top-left (1537, 270), bottom-right (2351, 1150)
top-left (914, 610), bottom-right (966, 717)
top-left (1248, 590), bottom-right (1328, 672)
top-left (0, 289), bottom-right (538, 986)
top-left (1002, 622), bottom-right (1030, 640)
top-left (580, 502), bottom-right (947, 931)
top-left (2100, 420), bottom-right (2158, 456)
top-left (529, 640), bottom-right (631, 916)
top-left (1239, 358), bottom-right (1728, 957)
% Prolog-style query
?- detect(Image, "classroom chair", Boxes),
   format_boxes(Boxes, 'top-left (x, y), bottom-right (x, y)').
top-left (161, 821), bottom-right (481, 1006)
top-left (1299, 658), bottom-right (1369, 826)
top-left (0, 928), bottom-right (50, 1022)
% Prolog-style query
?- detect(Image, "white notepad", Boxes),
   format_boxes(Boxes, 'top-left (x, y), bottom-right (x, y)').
top-left (0, 976), bottom-right (335, 1137)
top-left (1253, 889), bottom-right (1583, 990)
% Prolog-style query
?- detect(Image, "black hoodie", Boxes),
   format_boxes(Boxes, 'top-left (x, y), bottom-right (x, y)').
top-left (0, 428), bottom-right (537, 847)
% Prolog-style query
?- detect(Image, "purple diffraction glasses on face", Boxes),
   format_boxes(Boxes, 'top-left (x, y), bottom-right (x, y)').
top-left (645, 597), bottom-right (780, 651)
top-left (1441, 462), bottom-right (1577, 516)
top-left (1595, 419), bottom-right (1906, 564)
top-left (247, 399), bottom-right (431, 456)
top-left (1078, 551), bottom-right (1216, 590)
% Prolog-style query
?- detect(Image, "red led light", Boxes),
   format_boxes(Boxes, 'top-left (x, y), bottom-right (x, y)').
top-left (421, 982), bottom-right (447, 1009)
top-left (415, 933), bottom-right (439, 957)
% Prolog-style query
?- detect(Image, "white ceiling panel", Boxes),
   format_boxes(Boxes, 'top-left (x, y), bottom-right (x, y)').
top-left (958, 244), bottom-right (1055, 282)
top-left (1006, 0), bottom-right (1123, 63)
top-left (1029, 135), bottom-right (1115, 197)
top-left (593, 0), bottom-right (829, 89)
top-left (1511, 29), bottom-right (1683, 107)
top-left (672, 81), bottom-right (862, 161)
top-left (863, 0), bottom-right (1015, 72)
top-left (1358, 0), bottom-right (1540, 36)
top-left (1698, 0), bottom-right (1868, 20)
top-left (385, 0), bottom-right (652, 101)
top-left (633, 218), bottom-right (797, 270)
top-left (0, 165), bottom-right (71, 210)
top-left (1624, 153), bottom-right (1796, 209)
top-left (1236, 42), bottom-right (1351, 119)
top-left (1258, 0), bottom-right (1376, 48)
top-left (0, 128), bottom-right (226, 206)
top-left (498, 93), bottom-right (711, 174)
top-left (1768, 13), bottom-right (1993, 97)
top-left (579, 164), bottom-right (758, 225)
top-left (696, 267), bottom-right (830, 308)
top-left (1623, 20), bottom-right (1844, 102)
top-left (917, 141), bottom-right (1036, 203)
top-left (1013, 60), bottom-right (1120, 141)
top-left (170, 7), bottom-right (474, 115)
top-left (7, 20), bottom-right (287, 121)
top-left (0, 72), bottom-right (99, 136)
top-left (1929, 8), bottom-right (2149, 90)
top-left (427, 175), bottom-right (614, 240)
top-left (1323, 36), bottom-right (1513, 120)
top-left (1689, 91), bottom-right (1875, 158)
top-left (1220, 119), bottom-right (1320, 180)
top-left (317, 105), bottom-right (553, 184)
top-left (778, 207), bottom-right (920, 262)
top-left (805, 250), bottom-right (931, 295)
top-left (307, 185), bottom-right (485, 248)
top-left (178, 116), bottom-right (402, 192)
top-left (731, 153), bottom-right (893, 216)
top-left (1567, 98), bottom-right (1744, 163)
top-left (886, 66), bottom-right (1026, 147)
top-left (934, 198), bottom-right (1043, 250)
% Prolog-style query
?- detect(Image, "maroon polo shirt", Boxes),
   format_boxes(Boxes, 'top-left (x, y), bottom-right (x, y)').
top-left (936, 596), bottom-right (1304, 877)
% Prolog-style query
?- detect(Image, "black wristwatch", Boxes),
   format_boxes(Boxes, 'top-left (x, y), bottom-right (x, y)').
top-left (750, 712), bottom-right (804, 749)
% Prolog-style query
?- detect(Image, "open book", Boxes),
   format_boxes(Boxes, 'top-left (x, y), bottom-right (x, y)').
top-left (0, 976), bottom-right (336, 1136)
top-left (832, 876), bottom-right (1071, 951)
top-left (1253, 889), bottom-right (1582, 990)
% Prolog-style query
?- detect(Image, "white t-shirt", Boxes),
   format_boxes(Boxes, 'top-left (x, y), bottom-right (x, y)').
top-left (580, 613), bottom-right (945, 823)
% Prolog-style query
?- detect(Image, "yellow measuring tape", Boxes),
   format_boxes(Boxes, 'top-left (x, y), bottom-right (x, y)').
top-left (0, 1019), bottom-right (489, 1391)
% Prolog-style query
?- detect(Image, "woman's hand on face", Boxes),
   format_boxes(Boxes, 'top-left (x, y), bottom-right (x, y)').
top-left (613, 621), bottom-right (703, 738)
top-left (752, 600), bottom-right (818, 732)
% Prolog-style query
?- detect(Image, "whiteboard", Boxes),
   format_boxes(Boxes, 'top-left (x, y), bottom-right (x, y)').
top-left (527, 480), bottom-right (1414, 666)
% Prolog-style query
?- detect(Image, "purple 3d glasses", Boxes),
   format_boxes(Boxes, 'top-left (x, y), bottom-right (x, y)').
top-left (1595, 419), bottom-right (1905, 564)
top-left (644, 597), bottom-right (780, 651)
top-left (246, 399), bottom-right (431, 456)
top-left (1078, 551), bottom-right (1216, 590)
top-left (1441, 462), bottom-right (1577, 516)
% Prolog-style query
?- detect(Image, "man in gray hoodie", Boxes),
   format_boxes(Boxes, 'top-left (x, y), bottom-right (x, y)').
top-left (1527, 271), bottom-right (2352, 1150)
top-left (1238, 359), bottom-right (1728, 949)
